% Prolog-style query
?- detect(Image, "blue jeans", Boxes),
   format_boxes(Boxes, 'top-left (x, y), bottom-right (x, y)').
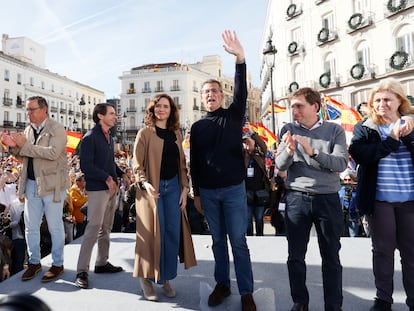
top-left (24, 179), bottom-right (65, 266)
top-left (247, 204), bottom-right (265, 236)
top-left (200, 182), bottom-right (254, 295)
top-left (285, 191), bottom-right (343, 309)
top-left (157, 176), bottom-right (181, 282)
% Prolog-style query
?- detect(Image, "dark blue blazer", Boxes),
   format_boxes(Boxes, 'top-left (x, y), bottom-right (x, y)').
top-left (80, 123), bottom-right (124, 191)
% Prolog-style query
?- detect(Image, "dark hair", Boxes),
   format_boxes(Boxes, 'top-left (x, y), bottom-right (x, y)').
top-left (290, 87), bottom-right (321, 112)
top-left (27, 96), bottom-right (48, 109)
top-left (93, 103), bottom-right (114, 124)
top-left (0, 293), bottom-right (51, 311)
top-left (201, 79), bottom-right (223, 93)
top-left (144, 94), bottom-right (180, 131)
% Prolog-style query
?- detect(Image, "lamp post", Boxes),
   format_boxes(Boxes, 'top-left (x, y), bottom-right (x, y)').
top-left (263, 37), bottom-right (277, 135)
top-left (73, 119), bottom-right (78, 132)
top-left (122, 112), bottom-right (127, 146)
top-left (79, 96), bottom-right (86, 134)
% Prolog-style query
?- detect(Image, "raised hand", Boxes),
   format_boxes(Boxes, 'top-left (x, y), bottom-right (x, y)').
top-left (221, 30), bottom-right (245, 62)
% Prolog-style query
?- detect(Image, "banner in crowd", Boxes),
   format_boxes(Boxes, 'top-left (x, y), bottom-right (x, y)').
top-left (66, 131), bottom-right (83, 155)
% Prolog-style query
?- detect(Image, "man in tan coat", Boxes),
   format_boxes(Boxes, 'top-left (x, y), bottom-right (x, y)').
top-left (1, 95), bottom-right (69, 283)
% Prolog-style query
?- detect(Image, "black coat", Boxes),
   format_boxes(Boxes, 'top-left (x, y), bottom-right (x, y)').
top-left (349, 118), bottom-right (414, 215)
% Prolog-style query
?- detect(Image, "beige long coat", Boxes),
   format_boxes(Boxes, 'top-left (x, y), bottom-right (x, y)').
top-left (132, 126), bottom-right (196, 281)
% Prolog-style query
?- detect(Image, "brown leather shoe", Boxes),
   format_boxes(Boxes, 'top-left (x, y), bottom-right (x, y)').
top-left (41, 265), bottom-right (64, 283)
top-left (208, 283), bottom-right (231, 306)
top-left (241, 294), bottom-right (256, 311)
top-left (21, 263), bottom-right (42, 281)
top-left (75, 272), bottom-right (89, 289)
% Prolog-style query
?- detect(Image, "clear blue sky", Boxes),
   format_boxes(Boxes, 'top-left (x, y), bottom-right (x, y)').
top-left (0, 0), bottom-right (268, 99)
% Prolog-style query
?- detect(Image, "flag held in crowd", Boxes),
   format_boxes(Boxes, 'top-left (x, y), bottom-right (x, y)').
top-left (267, 102), bottom-right (287, 114)
top-left (66, 131), bottom-right (83, 155)
top-left (322, 95), bottom-right (363, 132)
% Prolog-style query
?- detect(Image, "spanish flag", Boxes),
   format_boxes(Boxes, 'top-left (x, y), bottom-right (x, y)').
top-left (324, 95), bottom-right (362, 132)
top-left (257, 122), bottom-right (278, 149)
top-left (267, 102), bottom-right (287, 114)
top-left (66, 131), bottom-right (82, 155)
top-left (341, 106), bottom-right (363, 132)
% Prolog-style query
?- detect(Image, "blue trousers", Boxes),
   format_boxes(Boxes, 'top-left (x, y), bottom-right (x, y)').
top-left (285, 191), bottom-right (343, 309)
top-left (157, 176), bottom-right (181, 282)
top-left (200, 182), bottom-right (254, 295)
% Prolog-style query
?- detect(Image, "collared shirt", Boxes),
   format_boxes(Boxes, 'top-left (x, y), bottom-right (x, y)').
top-left (296, 116), bottom-right (323, 130)
top-left (30, 119), bottom-right (47, 134)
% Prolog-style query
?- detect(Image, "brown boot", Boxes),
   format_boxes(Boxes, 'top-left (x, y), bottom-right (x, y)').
top-left (241, 294), bottom-right (256, 311)
top-left (41, 265), bottom-right (64, 283)
top-left (21, 263), bottom-right (42, 281)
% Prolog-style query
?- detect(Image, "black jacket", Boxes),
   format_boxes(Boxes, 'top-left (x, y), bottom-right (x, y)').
top-left (349, 118), bottom-right (414, 215)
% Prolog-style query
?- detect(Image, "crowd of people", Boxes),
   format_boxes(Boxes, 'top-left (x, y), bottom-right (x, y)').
top-left (0, 30), bottom-right (413, 311)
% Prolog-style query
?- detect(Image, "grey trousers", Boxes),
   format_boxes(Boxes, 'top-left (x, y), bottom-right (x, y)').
top-left (77, 190), bottom-right (117, 272)
top-left (368, 200), bottom-right (414, 307)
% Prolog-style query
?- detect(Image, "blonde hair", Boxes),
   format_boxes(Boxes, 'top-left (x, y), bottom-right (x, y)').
top-left (367, 78), bottom-right (414, 125)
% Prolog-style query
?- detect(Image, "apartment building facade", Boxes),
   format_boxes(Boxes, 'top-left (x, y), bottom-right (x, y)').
top-left (261, 0), bottom-right (414, 137)
top-left (0, 34), bottom-right (105, 134)
top-left (119, 55), bottom-right (261, 142)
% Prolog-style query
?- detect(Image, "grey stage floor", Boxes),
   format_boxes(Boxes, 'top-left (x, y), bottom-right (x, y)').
top-left (0, 233), bottom-right (408, 311)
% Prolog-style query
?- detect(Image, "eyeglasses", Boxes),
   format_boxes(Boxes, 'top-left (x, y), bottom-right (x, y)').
top-left (202, 88), bottom-right (221, 95)
top-left (26, 107), bottom-right (42, 113)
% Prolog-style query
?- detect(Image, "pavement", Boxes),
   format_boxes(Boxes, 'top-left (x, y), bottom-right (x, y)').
top-left (0, 223), bottom-right (408, 311)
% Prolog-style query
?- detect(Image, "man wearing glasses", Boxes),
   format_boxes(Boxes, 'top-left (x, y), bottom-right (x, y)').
top-left (1, 96), bottom-right (69, 283)
top-left (190, 30), bottom-right (256, 311)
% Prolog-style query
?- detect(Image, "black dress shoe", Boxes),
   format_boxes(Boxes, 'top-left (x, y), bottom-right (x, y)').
top-left (291, 302), bottom-right (309, 311)
top-left (94, 262), bottom-right (123, 273)
top-left (75, 272), bottom-right (89, 289)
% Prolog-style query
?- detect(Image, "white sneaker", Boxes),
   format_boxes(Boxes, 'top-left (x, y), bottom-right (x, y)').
top-left (162, 280), bottom-right (176, 298)
top-left (140, 278), bottom-right (158, 301)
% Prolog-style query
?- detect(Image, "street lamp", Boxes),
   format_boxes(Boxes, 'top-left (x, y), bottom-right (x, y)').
top-left (263, 36), bottom-right (277, 135)
top-left (122, 112), bottom-right (127, 146)
top-left (79, 96), bottom-right (86, 133)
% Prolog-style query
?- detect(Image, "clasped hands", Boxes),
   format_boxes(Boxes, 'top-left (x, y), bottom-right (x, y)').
top-left (282, 130), bottom-right (313, 156)
top-left (390, 116), bottom-right (414, 140)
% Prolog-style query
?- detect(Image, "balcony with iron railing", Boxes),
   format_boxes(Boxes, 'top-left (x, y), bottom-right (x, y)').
top-left (154, 87), bottom-right (164, 92)
top-left (142, 88), bottom-right (152, 93)
top-left (16, 121), bottom-right (26, 128)
top-left (126, 107), bottom-right (137, 112)
top-left (3, 120), bottom-right (13, 127)
top-left (3, 98), bottom-right (12, 106)
top-left (60, 108), bottom-right (67, 114)
top-left (170, 86), bottom-right (181, 91)
top-left (50, 106), bottom-right (58, 113)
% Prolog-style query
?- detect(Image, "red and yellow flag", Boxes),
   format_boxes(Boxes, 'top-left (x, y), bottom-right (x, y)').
top-left (66, 131), bottom-right (82, 155)
top-left (267, 102), bottom-right (287, 114)
top-left (324, 95), bottom-right (362, 132)
top-left (341, 106), bottom-right (363, 132)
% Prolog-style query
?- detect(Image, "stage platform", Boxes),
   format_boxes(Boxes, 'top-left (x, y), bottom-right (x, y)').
top-left (0, 233), bottom-right (407, 310)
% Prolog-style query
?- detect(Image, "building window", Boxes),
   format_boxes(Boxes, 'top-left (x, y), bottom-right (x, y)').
top-left (17, 73), bottom-right (21, 85)
top-left (41, 81), bottom-right (45, 89)
top-left (156, 81), bottom-right (163, 92)
top-left (30, 77), bottom-right (34, 86)
top-left (4, 69), bottom-right (10, 82)
top-left (174, 97), bottom-right (179, 105)
top-left (172, 79), bottom-right (180, 91)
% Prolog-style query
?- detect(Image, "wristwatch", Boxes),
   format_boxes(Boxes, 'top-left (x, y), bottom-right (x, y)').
top-left (310, 149), bottom-right (319, 158)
